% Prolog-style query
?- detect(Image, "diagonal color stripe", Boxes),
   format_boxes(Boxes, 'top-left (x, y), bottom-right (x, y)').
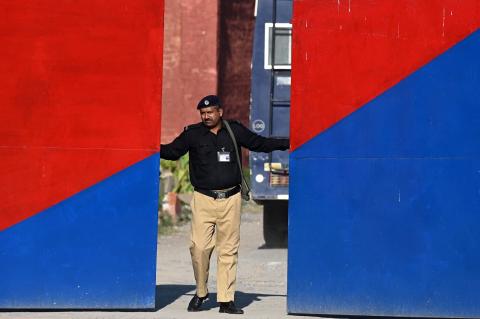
top-left (291, 0), bottom-right (480, 150)
top-left (288, 28), bottom-right (480, 317)
top-left (0, 154), bottom-right (159, 308)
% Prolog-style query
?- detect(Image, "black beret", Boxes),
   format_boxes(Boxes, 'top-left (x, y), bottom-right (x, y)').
top-left (197, 95), bottom-right (221, 109)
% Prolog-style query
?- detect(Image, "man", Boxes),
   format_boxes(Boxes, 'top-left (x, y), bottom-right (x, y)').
top-left (160, 95), bottom-right (289, 314)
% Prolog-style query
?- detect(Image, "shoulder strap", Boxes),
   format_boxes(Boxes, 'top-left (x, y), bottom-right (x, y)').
top-left (223, 120), bottom-right (251, 197)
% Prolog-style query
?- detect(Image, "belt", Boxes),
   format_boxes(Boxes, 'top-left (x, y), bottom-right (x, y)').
top-left (195, 185), bottom-right (241, 200)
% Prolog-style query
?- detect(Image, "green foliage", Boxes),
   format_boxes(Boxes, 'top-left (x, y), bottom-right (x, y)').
top-left (159, 155), bottom-right (193, 234)
top-left (242, 167), bottom-right (251, 187)
top-left (160, 155), bottom-right (193, 193)
top-left (158, 213), bottom-right (174, 235)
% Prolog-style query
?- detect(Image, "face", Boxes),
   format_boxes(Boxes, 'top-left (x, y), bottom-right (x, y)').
top-left (200, 106), bottom-right (223, 128)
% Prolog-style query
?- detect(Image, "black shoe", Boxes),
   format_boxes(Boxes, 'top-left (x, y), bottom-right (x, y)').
top-left (219, 301), bottom-right (244, 314)
top-left (187, 293), bottom-right (209, 312)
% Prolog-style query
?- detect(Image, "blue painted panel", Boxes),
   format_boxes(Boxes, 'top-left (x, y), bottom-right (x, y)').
top-left (288, 32), bottom-right (480, 316)
top-left (0, 154), bottom-right (159, 309)
top-left (288, 158), bottom-right (480, 317)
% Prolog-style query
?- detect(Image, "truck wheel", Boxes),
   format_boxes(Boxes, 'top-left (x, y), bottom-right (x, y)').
top-left (263, 200), bottom-right (288, 248)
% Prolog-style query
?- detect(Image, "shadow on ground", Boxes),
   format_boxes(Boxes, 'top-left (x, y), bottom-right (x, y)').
top-left (258, 243), bottom-right (288, 249)
top-left (155, 284), bottom-right (196, 310)
top-left (155, 284), bottom-right (285, 311)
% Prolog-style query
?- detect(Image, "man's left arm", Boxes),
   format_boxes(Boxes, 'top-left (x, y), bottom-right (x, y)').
top-left (233, 121), bottom-right (290, 153)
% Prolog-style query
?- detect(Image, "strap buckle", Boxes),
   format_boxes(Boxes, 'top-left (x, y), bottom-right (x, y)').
top-left (215, 191), bottom-right (227, 199)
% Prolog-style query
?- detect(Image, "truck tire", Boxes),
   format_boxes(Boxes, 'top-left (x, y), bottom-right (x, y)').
top-left (263, 200), bottom-right (288, 248)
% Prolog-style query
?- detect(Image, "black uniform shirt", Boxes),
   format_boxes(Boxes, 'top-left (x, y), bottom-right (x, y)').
top-left (160, 120), bottom-right (289, 190)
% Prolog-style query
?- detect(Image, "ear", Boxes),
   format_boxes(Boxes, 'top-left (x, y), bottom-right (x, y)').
top-left (218, 107), bottom-right (223, 117)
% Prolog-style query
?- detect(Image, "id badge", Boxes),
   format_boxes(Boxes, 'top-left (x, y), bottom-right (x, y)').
top-left (217, 150), bottom-right (231, 162)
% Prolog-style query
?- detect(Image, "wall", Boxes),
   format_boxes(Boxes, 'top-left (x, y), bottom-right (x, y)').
top-left (218, 0), bottom-right (256, 126)
top-left (162, 0), bottom-right (219, 143)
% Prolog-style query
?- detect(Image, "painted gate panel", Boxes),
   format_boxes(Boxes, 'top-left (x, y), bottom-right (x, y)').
top-left (290, 0), bottom-right (479, 151)
top-left (0, 0), bottom-right (163, 308)
top-left (0, 155), bottom-right (159, 308)
top-left (289, 0), bottom-right (480, 317)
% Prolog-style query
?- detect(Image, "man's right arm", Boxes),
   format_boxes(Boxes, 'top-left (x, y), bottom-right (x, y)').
top-left (233, 121), bottom-right (290, 153)
top-left (160, 130), bottom-right (189, 160)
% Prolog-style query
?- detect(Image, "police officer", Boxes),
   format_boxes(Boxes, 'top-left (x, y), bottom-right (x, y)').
top-left (160, 95), bottom-right (289, 314)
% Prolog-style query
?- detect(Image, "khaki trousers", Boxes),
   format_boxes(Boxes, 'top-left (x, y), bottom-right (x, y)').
top-left (189, 190), bottom-right (242, 302)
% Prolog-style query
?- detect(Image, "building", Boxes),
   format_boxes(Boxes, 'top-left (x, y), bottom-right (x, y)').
top-left (161, 0), bottom-right (255, 143)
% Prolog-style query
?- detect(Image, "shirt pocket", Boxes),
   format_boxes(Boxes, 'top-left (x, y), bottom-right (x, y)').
top-left (196, 144), bottom-right (214, 164)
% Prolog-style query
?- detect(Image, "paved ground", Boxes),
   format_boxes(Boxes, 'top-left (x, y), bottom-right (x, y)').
top-left (0, 202), bottom-right (319, 319)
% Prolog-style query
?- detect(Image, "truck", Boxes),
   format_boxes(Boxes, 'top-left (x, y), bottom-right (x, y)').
top-left (250, 0), bottom-right (292, 247)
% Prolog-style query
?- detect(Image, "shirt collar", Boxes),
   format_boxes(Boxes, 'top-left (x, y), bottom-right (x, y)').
top-left (200, 120), bottom-right (224, 135)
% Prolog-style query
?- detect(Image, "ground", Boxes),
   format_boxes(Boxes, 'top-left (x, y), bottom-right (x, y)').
top-left (0, 202), bottom-right (316, 319)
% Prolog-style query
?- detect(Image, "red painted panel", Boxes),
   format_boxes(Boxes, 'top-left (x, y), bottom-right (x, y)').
top-left (0, 149), bottom-right (153, 231)
top-left (291, 0), bottom-right (480, 150)
top-left (0, 1), bottom-right (164, 230)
